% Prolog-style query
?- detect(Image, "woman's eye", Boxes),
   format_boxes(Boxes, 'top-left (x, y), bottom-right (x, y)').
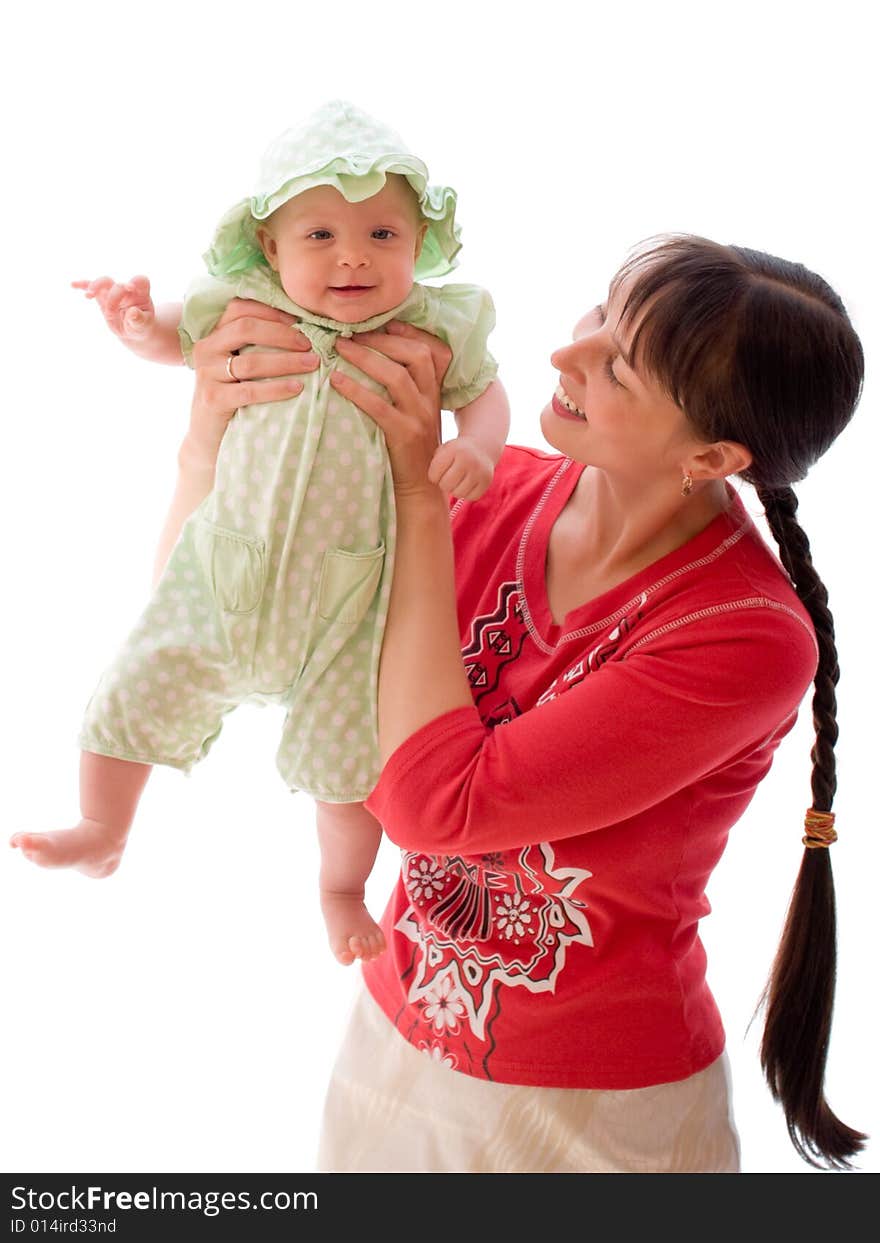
top-left (604, 356), bottom-right (623, 388)
top-left (308, 230), bottom-right (333, 240)
top-left (371, 228), bottom-right (395, 240)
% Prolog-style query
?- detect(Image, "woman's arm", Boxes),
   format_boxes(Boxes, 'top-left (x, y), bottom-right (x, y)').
top-left (151, 300), bottom-right (319, 584)
top-left (363, 610), bottom-right (817, 855)
top-left (331, 325), bottom-right (476, 755)
top-left (329, 325), bottom-right (818, 857)
top-left (151, 457), bottom-right (217, 587)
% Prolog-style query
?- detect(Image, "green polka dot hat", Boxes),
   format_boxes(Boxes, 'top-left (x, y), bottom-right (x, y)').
top-left (204, 100), bottom-right (462, 282)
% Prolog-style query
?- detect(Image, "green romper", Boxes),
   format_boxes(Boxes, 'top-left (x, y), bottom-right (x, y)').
top-left (77, 99), bottom-right (497, 803)
top-left (78, 273), bottom-right (496, 802)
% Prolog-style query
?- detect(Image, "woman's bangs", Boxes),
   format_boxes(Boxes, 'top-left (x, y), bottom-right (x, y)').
top-left (608, 237), bottom-right (741, 411)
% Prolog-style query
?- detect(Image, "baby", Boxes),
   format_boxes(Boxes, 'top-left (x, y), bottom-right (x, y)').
top-left (10, 101), bottom-right (510, 965)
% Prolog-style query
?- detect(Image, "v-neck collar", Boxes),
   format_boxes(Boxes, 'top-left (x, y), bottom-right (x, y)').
top-left (519, 458), bottom-right (749, 650)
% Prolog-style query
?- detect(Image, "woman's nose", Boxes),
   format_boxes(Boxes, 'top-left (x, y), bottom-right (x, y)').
top-left (551, 340), bottom-right (581, 372)
top-left (552, 326), bottom-right (604, 374)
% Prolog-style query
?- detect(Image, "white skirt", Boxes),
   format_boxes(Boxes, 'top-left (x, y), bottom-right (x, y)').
top-left (317, 986), bottom-right (741, 1174)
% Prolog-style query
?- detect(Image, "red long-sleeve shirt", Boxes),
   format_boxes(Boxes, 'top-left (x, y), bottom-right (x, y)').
top-left (362, 446), bottom-right (817, 1088)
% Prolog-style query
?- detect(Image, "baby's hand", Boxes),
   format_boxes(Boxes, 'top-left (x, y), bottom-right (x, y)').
top-left (72, 274), bottom-right (156, 342)
top-left (428, 435), bottom-right (495, 502)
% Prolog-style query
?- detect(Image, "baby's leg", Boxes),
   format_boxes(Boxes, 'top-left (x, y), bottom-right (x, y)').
top-left (315, 800), bottom-right (385, 966)
top-left (9, 751), bottom-right (150, 878)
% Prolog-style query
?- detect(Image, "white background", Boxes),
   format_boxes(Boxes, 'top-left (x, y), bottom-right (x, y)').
top-left (1, 0), bottom-right (876, 1176)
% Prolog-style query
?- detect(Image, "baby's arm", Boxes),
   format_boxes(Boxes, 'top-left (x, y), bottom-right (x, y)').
top-left (428, 378), bottom-right (511, 501)
top-left (73, 276), bottom-right (184, 365)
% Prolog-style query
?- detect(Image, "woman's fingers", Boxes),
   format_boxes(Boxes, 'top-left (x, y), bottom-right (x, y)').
top-left (194, 360), bottom-right (305, 413)
top-left (206, 315), bottom-right (313, 358)
top-left (331, 329), bottom-right (446, 498)
top-left (385, 320), bottom-right (453, 385)
top-left (355, 326), bottom-right (450, 381)
top-left (214, 299), bottom-right (312, 352)
top-left (196, 350), bottom-right (311, 403)
top-left (215, 297), bottom-right (295, 327)
top-left (188, 298), bottom-right (319, 435)
top-left (335, 334), bottom-right (438, 409)
top-left (220, 347), bottom-right (319, 383)
top-left (329, 371), bottom-right (409, 433)
top-left (211, 376), bottom-right (305, 410)
top-left (192, 333), bottom-right (318, 384)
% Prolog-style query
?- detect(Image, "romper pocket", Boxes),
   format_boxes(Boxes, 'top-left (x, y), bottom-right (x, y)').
top-left (193, 519), bottom-right (267, 615)
top-left (318, 543), bottom-right (385, 626)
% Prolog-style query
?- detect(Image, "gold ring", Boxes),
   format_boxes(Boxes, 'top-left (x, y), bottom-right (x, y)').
top-left (225, 352), bottom-right (239, 381)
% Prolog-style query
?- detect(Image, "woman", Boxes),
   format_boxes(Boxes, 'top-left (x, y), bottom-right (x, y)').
top-left (176, 234), bottom-right (864, 1173)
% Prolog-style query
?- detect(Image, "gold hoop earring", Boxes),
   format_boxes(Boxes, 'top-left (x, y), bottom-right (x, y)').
top-left (681, 472), bottom-right (693, 497)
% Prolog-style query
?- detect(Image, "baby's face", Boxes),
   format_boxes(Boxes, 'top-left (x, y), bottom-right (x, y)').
top-left (256, 176), bottom-right (428, 323)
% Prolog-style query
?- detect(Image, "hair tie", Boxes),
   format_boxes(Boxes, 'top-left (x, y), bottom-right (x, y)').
top-left (802, 808), bottom-right (837, 849)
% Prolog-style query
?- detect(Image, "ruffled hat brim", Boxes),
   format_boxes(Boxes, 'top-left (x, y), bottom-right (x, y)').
top-left (203, 108), bottom-right (462, 282)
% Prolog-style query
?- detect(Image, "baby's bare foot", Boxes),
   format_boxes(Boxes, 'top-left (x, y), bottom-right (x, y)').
top-left (320, 890), bottom-right (386, 966)
top-left (9, 819), bottom-right (128, 879)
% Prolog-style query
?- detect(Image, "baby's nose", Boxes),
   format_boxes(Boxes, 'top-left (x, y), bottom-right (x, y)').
top-left (338, 248), bottom-right (370, 268)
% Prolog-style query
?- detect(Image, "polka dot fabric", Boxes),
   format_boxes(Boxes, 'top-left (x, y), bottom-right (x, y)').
top-left (79, 271), bottom-right (497, 803)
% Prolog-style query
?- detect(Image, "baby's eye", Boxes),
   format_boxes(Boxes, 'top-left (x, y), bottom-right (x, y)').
top-left (308, 230), bottom-right (333, 241)
top-left (371, 228), bottom-right (395, 240)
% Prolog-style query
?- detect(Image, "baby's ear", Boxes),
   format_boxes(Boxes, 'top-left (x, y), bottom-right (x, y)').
top-left (413, 221), bottom-right (429, 262)
top-left (256, 226), bottom-right (279, 270)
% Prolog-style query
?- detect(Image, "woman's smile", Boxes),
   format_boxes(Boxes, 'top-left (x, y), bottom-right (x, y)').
top-left (552, 384), bottom-right (587, 421)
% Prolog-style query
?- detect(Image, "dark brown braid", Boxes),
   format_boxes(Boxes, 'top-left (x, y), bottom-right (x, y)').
top-left (611, 235), bottom-right (866, 1168)
top-left (755, 485), bottom-right (865, 1167)
top-left (757, 486), bottom-right (839, 810)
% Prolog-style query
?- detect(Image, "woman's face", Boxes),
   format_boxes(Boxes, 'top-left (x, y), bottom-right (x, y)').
top-left (540, 283), bottom-right (705, 486)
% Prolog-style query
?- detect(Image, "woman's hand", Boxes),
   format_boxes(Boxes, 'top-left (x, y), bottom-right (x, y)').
top-left (185, 299), bottom-right (319, 468)
top-left (331, 321), bottom-right (452, 499)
